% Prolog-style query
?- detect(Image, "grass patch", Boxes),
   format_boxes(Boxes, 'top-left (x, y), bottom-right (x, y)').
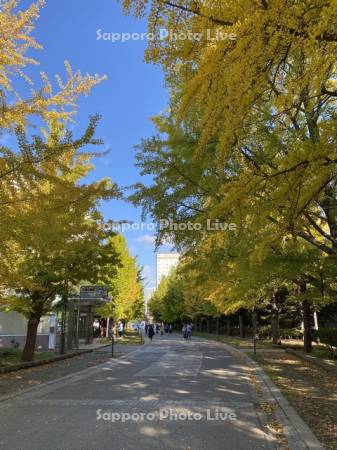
top-left (312, 345), bottom-right (337, 364)
top-left (279, 340), bottom-right (337, 366)
top-left (118, 331), bottom-right (144, 345)
top-left (95, 331), bottom-right (145, 346)
top-left (195, 332), bottom-right (337, 364)
top-left (0, 348), bottom-right (55, 367)
top-left (193, 332), bottom-right (273, 349)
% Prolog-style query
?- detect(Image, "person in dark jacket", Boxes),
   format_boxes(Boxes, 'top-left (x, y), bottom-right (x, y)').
top-left (148, 324), bottom-right (155, 341)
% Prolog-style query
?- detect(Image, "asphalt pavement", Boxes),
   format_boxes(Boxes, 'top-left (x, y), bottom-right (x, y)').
top-left (0, 334), bottom-right (276, 450)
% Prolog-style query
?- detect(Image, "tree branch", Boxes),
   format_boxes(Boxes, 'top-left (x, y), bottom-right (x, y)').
top-left (163, 1), bottom-right (234, 26)
top-left (295, 230), bottom-right (333, 255)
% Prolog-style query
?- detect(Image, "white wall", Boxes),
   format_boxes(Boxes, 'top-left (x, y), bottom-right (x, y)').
top-left (0, 312), bottom-right (50, 335)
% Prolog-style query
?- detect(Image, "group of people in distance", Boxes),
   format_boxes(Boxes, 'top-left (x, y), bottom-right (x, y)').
top-left (145, 322), bottom-right (173, 341)
top-left (144, 322), bottom-right (193, 342)
top-left (93, 319), bottom-right (124, 338)
top-left (111, 321), bottom-right (124, 338)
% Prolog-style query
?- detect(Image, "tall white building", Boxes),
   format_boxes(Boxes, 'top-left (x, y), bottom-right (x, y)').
top-left (156, 253), bottom-right (180, 287)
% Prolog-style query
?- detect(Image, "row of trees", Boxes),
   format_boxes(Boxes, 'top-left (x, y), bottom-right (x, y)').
top-left (149, 266), bottom-right (328, 345)
top-left (0, 1), bottom-right (143, 361)
top-left (98, 234), bottom-right (144, 323)
top-left (123, 0), bottom-right (337, 352)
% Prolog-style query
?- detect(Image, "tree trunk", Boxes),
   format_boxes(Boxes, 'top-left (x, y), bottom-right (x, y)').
top-left (303, 299), bottom-right (313, 353)
top-left (22, 313), bottom-right (41, 361)
top-left (215, 317), bottom-right (220, 335)
top-left (196, 319), bottom-right (200, 332)
top-left (271, 298), bottom-right (281, 345)
top-left (238, 312), bottom-right (244, 338)
top-left (206, 318), bottom-right (210, 334)
top-left (313, 311), bottom-right (319, 330)
top-left (226, 317), bottom-right (231, 336)
top-left (252, 310), bottom-right (258, 355)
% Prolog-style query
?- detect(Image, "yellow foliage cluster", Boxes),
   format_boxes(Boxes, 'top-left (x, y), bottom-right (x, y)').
top-left (0, 0), bottom-right (106, 130)
top-left (127, 0), bottom-right (337, 315)
top-left (0, 1), bottom-right (117, 313)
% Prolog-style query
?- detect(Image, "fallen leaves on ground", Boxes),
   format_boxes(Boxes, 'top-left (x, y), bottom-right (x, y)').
top-left (0, 352), bottom-right (111, 397)
top-left (253, 352), bottom-right (337, 450)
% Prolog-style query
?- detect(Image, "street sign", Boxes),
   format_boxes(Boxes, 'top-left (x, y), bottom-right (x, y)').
top-left (80, 285), bottom-right (109, 299)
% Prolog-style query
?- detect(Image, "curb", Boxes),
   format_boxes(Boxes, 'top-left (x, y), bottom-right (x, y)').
top-left (221, 344), bottom-right (325, 450)
top-left (0, 345), bottom-right (145, 404)
top-left (0, 345), bottom-right (111, 374)
top-left (285, 349), bottom-right (337, 376)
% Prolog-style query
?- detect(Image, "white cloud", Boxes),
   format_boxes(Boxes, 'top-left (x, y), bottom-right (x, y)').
top-left (134, 234), bottom-right (156, 246)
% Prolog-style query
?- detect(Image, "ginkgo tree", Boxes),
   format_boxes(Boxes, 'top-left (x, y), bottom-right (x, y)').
top-left (0, 0), bottom-right (123, 361)
top-left (148, 267), bottom-right (219, 325)
top-left (0, 0), bottom-right (107, 230)
top-left (0, 120), bottom-right (120, 361)
top-left (98, 234), bottom-right (144, 324)
top-left (148, 270), bottom-right (184, 323)
top-left (124, 0), bottom-right (337, 260)
top-left (125, 0), bottom-right (337, 351)
top-left (0, 0), bottom-right (105, 130)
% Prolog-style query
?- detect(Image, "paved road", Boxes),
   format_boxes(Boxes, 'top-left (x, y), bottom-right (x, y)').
top-left (0, 335), bottom-right (275, 450)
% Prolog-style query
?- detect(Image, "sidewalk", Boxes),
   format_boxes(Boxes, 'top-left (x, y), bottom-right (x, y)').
top-left (0, 341), bottom-right (143, 399)
top-left (0, 335), bottom-right (278, 450)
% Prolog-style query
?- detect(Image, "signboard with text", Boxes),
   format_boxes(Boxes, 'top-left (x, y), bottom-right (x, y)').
top-left (80, 285), bottom-right (109, 299)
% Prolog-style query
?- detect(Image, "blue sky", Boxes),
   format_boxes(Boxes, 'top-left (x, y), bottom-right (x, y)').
top-left (11, 0), bottom-right (172, 288)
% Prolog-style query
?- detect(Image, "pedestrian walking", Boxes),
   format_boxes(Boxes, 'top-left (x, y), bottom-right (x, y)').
top-left (118, 321), bottom-right (124, 338)
top-left (148, 324), bottom-right (154, 341)
top-left (112, 323), bottom-right (117, 338)
top-left (186, 323), bottom-right (192, 341)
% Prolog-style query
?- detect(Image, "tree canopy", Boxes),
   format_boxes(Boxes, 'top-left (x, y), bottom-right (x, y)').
top-left (124, 0), bottom-right (337, 352)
